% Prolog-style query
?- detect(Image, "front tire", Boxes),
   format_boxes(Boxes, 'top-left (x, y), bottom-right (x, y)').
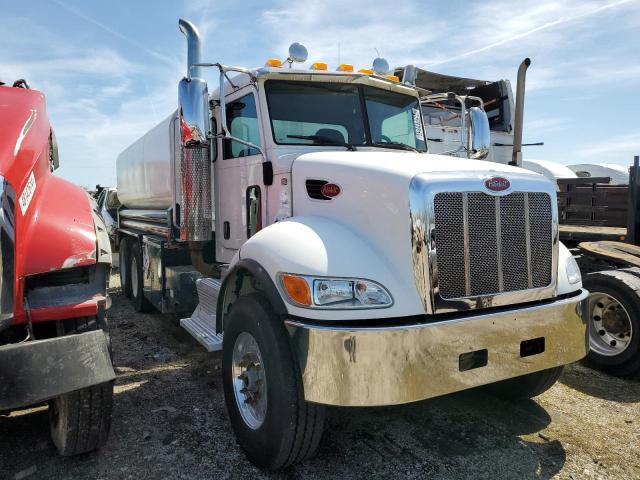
top-left (49, 316), bottom-right (114, 456)
top-left (485, 366), bottom-right (564, 400)
top-left (49, 383), bottom-right (114, 456)
top-left (583, 269), bottom-right (640, 377)
top-left (222, 294), bottom-right (325, 470)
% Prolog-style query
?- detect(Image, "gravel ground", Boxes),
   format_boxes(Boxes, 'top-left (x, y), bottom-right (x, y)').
top-left (1, 273), bottom-right (639, 480)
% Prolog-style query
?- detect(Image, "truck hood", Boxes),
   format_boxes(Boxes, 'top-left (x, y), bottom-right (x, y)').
top-left (292, 150), bottom-right (541, 181)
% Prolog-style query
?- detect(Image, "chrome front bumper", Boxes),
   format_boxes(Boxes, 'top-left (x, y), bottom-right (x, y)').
top-left (285, 289), bottom-right (589, 407)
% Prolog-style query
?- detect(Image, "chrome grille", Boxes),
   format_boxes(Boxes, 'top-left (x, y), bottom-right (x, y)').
top-left (433, 191), bottom-right (552, 299)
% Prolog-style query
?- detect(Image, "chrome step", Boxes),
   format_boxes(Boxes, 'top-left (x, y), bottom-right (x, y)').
top-left (180, 277), bottom-right (224, 352)
top-left (180, 315), bottom-right (223, 352)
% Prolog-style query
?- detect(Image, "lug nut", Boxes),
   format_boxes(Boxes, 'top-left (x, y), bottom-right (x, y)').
top-left (599, 329), bottom-right (606, 336)
top-left (610, 340), bottom-right (617, 347)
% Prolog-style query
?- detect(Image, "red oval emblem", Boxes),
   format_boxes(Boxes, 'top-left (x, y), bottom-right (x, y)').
top-left (321, 183), bottom-right (341, 198)
top-left (485, 177), bottom-right (510, 192)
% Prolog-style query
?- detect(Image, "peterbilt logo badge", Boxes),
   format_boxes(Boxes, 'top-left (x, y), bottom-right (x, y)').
top-left (320, 183), bottom-right (341, 198)
top-left (485, 177), bottom-right (510, 192)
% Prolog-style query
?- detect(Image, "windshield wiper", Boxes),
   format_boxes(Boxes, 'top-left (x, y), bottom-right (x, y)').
top-left (287, 134), bottom-right (356, 151)
top-left (371, 141), bottom-right (419, 152)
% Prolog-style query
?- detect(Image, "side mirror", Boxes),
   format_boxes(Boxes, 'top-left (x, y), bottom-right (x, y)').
top-left (467, 107), bottom-right (490, 160)
top-left (178, 76), bottom-right (210, 147)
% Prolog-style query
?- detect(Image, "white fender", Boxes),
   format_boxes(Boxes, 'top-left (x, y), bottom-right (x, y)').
top-left (237, 215), bottom-right (426, 320)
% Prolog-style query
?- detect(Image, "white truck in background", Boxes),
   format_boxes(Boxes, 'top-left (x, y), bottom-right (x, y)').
top-left (115, 19), bottom-right (588, 470)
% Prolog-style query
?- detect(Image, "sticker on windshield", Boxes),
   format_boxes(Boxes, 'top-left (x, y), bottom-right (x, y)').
top-left (19, 171), bottom-right (36, 215)
top-left (413, 108), bottom-right (424, 142)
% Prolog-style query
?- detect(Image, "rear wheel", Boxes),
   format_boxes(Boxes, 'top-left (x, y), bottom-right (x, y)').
top-left (222, 294), bottom-right (325, 470)
top-left (485, 366), bottom-right (564, 400)
top-left (583, 269), bottom-right (640, 377)
top-left (129, 241), bottom-right (154, 313)
top-left (49, 317), bottom-right (114, 456)
top-left (119, 238), bottom-right (132, 299)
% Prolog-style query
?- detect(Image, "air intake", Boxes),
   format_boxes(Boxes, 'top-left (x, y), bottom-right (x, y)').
top-left (306, 179), bottom-right (330, 200)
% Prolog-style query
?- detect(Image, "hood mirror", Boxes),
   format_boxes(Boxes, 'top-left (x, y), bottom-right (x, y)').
top-left (372, 57), bottom-right (390, 75)
top-left (467, 107), bottom-right (490, 160)
top-left (287, 42), bottom-right (308, 65)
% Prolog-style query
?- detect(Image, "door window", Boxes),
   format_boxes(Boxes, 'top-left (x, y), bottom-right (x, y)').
top-left (224, 94), bottom-right (261, 159)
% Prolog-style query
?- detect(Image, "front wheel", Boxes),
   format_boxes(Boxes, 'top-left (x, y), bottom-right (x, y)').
top-left (49, 383), bottom-right (114, 456)
top-left (222, 294), bottom-right (325, 470)
top-left (49, 316), bottom-right (114, 456)
top-left (485, 366), bottom-right (564, 400)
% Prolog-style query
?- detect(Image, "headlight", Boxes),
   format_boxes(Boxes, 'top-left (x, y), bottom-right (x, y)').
top-left (279, 274), bottom-right (393, 309)
top-left (565, 256), bottom-right (582, 285)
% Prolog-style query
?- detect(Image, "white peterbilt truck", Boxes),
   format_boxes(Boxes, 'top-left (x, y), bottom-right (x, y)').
top-left (115, 19), bottom-right (589, 470)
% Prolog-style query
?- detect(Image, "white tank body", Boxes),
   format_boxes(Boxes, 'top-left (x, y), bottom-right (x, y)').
top-left (116, 110), bottom-right (177, 209)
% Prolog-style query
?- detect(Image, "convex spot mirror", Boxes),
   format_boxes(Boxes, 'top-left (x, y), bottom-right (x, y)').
top-left (467, 106), bottom-right (490, 160)
top-left (288, 42), bottom-right (308, 64)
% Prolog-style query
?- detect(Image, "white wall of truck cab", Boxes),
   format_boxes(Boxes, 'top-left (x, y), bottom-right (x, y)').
top-left (568, 163), bottom-right (630, 185)
top-left (239, 151), bottom-right (579, 320)
top-left (116, 111), bottom-right (177, 209)
top-left (521, 159), bottom-right (577, 182)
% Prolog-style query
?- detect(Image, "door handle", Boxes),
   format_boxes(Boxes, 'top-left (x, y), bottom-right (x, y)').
top-left (224, 221), bottom-right (230, 240)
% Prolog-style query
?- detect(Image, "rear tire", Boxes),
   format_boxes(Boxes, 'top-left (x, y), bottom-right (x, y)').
top-left (119, 238), bottom-right (132, 299)
top-left (130, 241), bottom-right (154, 313)
top-left (485, 366), bottom-right (564, 400)
top-left (49, 316), bottom-right (114, 456)
top-left (222, 294), bottom-right (325, 470)
top-left (583, 269), bottom-right (640, 377)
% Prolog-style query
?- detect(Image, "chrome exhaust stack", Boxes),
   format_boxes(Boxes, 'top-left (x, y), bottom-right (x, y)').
top-left (176, 19), bottom-right (212, 242)
top-left (510, 58), bottom-right (531, 167)
top-left (178, 19), bottom-right (203, 79)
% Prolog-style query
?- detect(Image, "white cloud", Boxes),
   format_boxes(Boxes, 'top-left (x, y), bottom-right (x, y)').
top-left (577, 130), bottom-right (640, 161)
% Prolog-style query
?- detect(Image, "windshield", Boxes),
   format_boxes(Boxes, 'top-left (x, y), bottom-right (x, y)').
top-left (265, 80), bottom-right (427, 151)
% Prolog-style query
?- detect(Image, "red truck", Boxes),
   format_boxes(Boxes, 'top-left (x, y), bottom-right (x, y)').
top-left (0, 80), bottom-right (114, 455)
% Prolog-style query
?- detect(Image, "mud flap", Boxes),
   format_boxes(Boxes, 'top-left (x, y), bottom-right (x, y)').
top-left (0, 330), bottom-right (115, 411)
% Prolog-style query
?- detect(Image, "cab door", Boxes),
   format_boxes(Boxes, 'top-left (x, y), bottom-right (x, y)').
top-left (214, 87), bottom-right (266, 263)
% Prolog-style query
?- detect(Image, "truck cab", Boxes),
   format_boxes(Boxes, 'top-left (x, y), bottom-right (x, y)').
top-left (115, 19), bottom-right (589, 470)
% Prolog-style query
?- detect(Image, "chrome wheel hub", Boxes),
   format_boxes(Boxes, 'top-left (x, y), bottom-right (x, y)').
top-left (232, 332), bottom-right (267, 429)
top-left (589, 292), bottom-right (632, 356)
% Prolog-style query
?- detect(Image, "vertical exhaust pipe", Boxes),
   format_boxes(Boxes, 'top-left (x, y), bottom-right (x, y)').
top-left (178, 19), bottom-right (202, 79)
top-left (176, 19), bottom-right (211, 242)
top-left (510, 58), bottom-right (530, 167)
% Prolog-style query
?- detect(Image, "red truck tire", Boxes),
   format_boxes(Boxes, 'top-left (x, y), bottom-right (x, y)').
top-left (48, 316), bottom-right (114, 456)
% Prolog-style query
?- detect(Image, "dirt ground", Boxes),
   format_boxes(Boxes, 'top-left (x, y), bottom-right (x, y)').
top-left (2, 273), bottom-right (639, 480)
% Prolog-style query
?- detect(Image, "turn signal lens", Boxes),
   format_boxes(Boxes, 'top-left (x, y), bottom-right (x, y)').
top-left (311, 62), bottom-right (328, 71)
top-left (266, 58), bottom-right (283, 67)
top-left (337, 63), bottom-right (354, 72)
top-left (386, 74), bottom-right (400, 82)
top-left (281, 274), bottom-right (312, 306)
top-left (358, 68), bottom-right (374, 74)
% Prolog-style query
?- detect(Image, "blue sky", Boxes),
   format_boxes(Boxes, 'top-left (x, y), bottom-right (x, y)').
top-left (2, 0), bottom-right (639, 187)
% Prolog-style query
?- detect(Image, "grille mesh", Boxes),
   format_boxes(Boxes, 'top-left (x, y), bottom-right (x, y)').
top-left (433, 191), bottom-right (552, 299)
